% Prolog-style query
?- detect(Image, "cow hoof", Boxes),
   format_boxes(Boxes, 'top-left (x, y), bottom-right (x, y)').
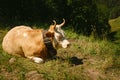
top-left (32, 57), bottom-right (44, 64)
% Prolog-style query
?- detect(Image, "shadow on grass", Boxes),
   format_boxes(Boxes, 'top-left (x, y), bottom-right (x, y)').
top-left (53, 56), bottom-right (83, 66)
top-left (68, 57), bottom-right (83, 65)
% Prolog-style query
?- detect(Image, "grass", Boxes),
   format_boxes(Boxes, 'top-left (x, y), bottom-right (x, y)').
top-left (0, 18), bottom-right (120, 80)
top-left (109, 16), bottom-right (120, 31)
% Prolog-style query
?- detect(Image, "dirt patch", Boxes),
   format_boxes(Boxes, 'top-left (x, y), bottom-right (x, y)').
top-left (87, 68), bottom-right (106, 80)
top-left (0, 68), bottom-right (18, 80)
top-left (25, 71), bottom-right (44, 80)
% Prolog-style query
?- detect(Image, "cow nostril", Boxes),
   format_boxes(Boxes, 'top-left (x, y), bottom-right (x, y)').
top-left (67, 44), bottom-right (71, 47)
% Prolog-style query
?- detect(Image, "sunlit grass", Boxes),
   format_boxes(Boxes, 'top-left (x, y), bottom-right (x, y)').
top-left (109, 16), bottom-right (120, 31)
top-left (0, 22), bottom-right (120, 80)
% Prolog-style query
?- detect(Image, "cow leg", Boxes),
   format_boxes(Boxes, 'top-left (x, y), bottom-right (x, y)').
top-left (27, 56), bottom-right (44, 63)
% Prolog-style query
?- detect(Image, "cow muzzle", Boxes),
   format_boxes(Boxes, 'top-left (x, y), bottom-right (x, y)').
top-left (61, 39), bottom-right (70, 48)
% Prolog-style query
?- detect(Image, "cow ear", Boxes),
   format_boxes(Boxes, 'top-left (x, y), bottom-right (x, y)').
top-left (45, 32), bottom-right (54, 37)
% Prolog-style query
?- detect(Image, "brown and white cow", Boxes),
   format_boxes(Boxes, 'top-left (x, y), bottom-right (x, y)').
top-left (2, 19), bottom-right (70, 63)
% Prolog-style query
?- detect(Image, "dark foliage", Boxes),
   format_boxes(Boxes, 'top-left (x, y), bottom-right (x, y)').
top-left (0, 0), bottom-right (119, 39)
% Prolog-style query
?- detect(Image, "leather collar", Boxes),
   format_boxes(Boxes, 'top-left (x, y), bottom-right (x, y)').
top-left (42, 30), bottom-right (57, 58)
top-left (42, 30), bottom-right (51, 45)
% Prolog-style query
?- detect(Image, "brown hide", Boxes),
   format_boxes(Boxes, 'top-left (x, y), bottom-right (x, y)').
top-left (2, 26), bottom-right (56, 61)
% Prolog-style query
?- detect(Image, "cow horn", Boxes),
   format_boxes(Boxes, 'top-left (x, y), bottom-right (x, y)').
top-left (59, 18), bottom-right (65, 27)
top-left (53, 20), bottom-right (56, 26)
top-left (53, 20), bottom-right (56, 29)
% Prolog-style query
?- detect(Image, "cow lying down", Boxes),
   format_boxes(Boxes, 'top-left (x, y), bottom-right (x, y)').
top-left (2, 19), bottom-right (70, 63)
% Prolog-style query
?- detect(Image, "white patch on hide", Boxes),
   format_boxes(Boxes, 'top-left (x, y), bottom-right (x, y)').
top-left (23, 33), bottom-right (28, 37)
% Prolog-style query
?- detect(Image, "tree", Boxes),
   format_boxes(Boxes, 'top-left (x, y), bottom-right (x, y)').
top-left (68, 0), bottom-right (98, 36)
top-left (0, 0), bottom-right (117, 39)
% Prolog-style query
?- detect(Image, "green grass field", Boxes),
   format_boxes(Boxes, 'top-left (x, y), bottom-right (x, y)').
top-left (0, 17), bottom-right (120, 80)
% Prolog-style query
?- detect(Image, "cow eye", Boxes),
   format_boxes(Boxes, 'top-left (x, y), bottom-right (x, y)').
top-left (58, 34), bottom-right (64, 41)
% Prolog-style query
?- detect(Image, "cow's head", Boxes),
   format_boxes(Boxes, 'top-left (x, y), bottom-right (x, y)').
top-left (47, 19), bottom-right (70, 49)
